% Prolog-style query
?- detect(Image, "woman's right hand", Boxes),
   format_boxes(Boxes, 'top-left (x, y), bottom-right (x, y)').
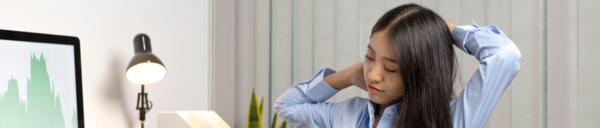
top-left (348, 62), bottom-right (367, 91)
top-left (324, 62), bottom-right (367, 90)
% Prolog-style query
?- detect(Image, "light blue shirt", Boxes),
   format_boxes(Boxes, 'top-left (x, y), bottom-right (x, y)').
top-left (274, 23), bottom-right (521, 128)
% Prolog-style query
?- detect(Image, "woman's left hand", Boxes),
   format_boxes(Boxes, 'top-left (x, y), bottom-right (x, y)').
top-left (446, 22), bottom-right (456, 34)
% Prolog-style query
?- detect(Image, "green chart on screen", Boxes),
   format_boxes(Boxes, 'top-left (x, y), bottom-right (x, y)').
top-left (0, 53), bottom-right (77, 128)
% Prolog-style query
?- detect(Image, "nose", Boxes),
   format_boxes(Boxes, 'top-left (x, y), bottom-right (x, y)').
top-left (368, 64), bottom-right (383, 83)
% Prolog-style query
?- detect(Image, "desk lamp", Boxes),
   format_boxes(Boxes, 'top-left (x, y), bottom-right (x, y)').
top-left (126, 34), bottom-right (167, 128)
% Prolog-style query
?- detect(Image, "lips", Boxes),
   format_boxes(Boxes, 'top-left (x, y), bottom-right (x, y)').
top-left (368, 84), bottom-right (382, 92)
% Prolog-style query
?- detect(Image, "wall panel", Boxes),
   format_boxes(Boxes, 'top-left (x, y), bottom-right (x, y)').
top-left (511, 0), bottom-right (541, 127)
top-left (386, 0), bottom-right (411, 10)
top-left (254, 0), bottom-right (272, 127)
top-left (313, 0), bottom-right (338, 102)
top-left (292, 0), bottom-right (314, 84)
top-left (547, 0), bottom-right (579, 127)
top-left (270, 0), bottom-right (293, 127)
top-left (578, 0), bottom-right (600, 127)
top-left (214, 0), bottom-right (236, 126)
top-left (234, 0), bottom-right (254, 127)
top-left (335, 0), bottom-right (363, 102)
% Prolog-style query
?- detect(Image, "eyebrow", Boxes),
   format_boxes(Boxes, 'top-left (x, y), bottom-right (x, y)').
top-left (384, 58), bottom-right (397, 63)
top-left (367, 44), bottom-right (398, 63)
top-left (368, 45), bottom-right (376, 54)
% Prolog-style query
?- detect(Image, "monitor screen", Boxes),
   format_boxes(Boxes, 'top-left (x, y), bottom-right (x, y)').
top-left (0, 30), bottom-right (83, 128)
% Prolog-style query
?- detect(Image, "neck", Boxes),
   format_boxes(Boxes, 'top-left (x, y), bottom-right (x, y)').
top-left (375, 104), bottom-right (391, 116)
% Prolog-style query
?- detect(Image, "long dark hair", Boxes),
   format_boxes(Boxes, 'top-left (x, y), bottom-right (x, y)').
top-left (371, 4), bottom-right (456, 128)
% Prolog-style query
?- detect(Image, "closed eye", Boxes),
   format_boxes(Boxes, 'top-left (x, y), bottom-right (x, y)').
top-left (365, 55), bottom-right (374, 61)
top-left (385, 67), bottom-right (397, 72)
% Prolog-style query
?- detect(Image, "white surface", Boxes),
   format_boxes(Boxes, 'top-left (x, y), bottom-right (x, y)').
top-left (158, 111), bottom-right (230, 128)
top-left (192, 111), bottom-right (230, 128)
top-left (0, 0), bottom-right (211, 128)
top-left (158, 112), bottom-right (191, 128)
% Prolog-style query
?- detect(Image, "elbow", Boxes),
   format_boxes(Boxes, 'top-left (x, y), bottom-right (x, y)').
top-left (497, 43), bottom-right (521, 73)
top-left (508, 43), bottom-right (521, 71)
top-left (273, 89), bottom-right (292, 115)
top-left (514, 47), bottom-right (521, 72)
top-left (272, 101), bottom-right (297, 123)
top-left (273, 101), bottom-right (284, 114)
top-left (273, 98), bottom-right (292, 116)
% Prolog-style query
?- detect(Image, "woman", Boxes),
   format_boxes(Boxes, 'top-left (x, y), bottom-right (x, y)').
top-left (274, 4), bottom-right (520, 128)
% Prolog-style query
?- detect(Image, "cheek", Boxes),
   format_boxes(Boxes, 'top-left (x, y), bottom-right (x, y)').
top-left (388, 81), bottom-right (400, 91)
top-left (388, 76), bottom-right (405, 95)
top-left (396, 83), bottom-right (405, 95)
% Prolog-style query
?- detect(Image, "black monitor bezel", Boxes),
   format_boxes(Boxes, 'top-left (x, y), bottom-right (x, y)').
top-left (0, 29), bottom-right (84, 128)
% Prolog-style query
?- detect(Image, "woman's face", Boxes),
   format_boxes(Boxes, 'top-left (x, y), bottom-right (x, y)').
top-left (364, 30), bottom-right (405, 106)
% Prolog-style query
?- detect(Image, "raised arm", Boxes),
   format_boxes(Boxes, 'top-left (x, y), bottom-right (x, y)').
top-left (448, 23), bottom-right (521, 128)
top-left (274, 67), bottom-right (368, 128)
top-left (273, 68), bottom-right (339, 128)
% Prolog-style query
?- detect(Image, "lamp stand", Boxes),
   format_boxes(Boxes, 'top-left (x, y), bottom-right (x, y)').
top-left (136, 84), bottom-right (153, 128)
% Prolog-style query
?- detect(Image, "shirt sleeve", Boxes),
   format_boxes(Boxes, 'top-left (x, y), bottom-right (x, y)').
top-left (449, 24), bottom-right (521, 128)
top-left (273, 68), bottom-right (341, 128)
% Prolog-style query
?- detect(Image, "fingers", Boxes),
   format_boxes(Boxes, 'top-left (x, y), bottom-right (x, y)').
top-left (446, 22), bottom-right (455, 34)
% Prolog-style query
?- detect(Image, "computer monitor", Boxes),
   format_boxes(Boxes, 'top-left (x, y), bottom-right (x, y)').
top-left (0, 29), bottom-right (83, 128)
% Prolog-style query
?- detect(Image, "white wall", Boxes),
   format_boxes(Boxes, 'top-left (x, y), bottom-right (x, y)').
top-left (0, 0), bottom-right (211, 128)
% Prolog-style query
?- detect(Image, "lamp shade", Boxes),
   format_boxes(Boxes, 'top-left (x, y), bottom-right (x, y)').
top-left (126, 34), bottom-right (166, 85)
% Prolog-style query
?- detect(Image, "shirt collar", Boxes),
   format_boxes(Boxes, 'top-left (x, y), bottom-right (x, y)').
top-left (365, 100), bottom-right (402, 128)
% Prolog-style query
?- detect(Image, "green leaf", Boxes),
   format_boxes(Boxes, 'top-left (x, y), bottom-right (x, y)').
top-left (247, 88), bottom-right (262, 128)
top-left (278, 121), bottom-right (287, 128)
top-left (259, 96), bottom-right (264, 114)
top-left (271, 114), bottom-right (278, 128)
